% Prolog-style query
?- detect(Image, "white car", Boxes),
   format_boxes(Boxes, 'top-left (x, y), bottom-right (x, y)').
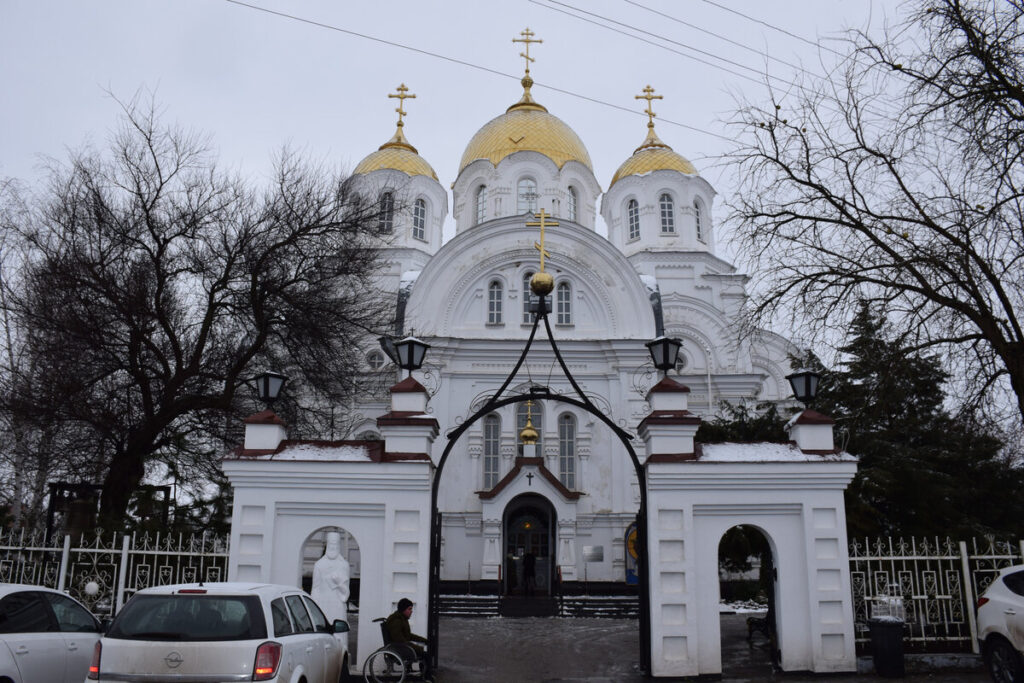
top-left (0, 583), bottom-right (103, 683)
top-left (978, 564), bottom-right (1024, 683)
top-left (89, 582), bottom-right (350, 683)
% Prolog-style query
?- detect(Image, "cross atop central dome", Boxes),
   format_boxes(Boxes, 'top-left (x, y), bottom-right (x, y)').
top-left (458, 28), bottom-right (593, 175)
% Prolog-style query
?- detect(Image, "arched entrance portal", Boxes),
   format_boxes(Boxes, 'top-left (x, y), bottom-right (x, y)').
top-left (717, 525), bottom-right (778, 678)
top-left (503, 494), bottom-right (555, 596)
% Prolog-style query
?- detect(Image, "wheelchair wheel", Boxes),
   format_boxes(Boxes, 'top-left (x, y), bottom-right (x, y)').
top-left (363, 647), bottom-right (407, 683)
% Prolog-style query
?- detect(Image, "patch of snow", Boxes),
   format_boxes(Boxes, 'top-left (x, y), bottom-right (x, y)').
top-left (871, 615), bottom-right (905, 624)
top-left (701, 442), bottom-right (856, 462)
top-left (719, 599), bottom-right (768, 614)
top-left (268, 443), bottom-right (372, 461)
top-left (638, 274), bottom-right (659, 295)
top-left (400, 270), bottom-right (420, 293)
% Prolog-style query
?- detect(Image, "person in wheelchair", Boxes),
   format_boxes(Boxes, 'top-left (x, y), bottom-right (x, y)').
top-left (385, 598), bottom-right (431, 679)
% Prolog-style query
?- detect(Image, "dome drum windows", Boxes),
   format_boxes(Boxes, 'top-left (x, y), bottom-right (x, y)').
top-left (487, 280), bottom-right (503, 325)
top-left (660, 194), bottom-right (675, 234)
top-left (627, 199), bottom-right (640, 241)
top-left (694, 198), bottom-right (705, 242)
top-left (517, 178), bottom-right (538, 215)
top-left (475, 185), bottom-right (487, 226)
top-left (378, 191), bottom-right (395, 233)
top-left (567, 187), bottom-right (578, 222)
top-left (412, 198), bottom-right (427, 241)
top-left (556, 281), bottom-right (572, 325)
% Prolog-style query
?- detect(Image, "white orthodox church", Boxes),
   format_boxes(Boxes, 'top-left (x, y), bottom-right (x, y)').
top-left (342, 62), bottom-right (795, 589)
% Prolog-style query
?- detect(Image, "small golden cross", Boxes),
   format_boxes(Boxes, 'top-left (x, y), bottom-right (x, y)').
top-left (388, 83), bottom-right (416, 127)
top-left (513, 27), bottom-right (542, 75)
top-left (636, 84), bottom-right (663, 128)
top-left (526, 208), bottom-right (557, 273)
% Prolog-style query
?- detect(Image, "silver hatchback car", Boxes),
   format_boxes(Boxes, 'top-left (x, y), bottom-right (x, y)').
top-left (89, 582), bottom-right (350, 683)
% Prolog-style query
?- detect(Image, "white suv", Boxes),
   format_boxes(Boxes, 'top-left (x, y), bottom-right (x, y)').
top-left (978, 565), bottom-right (1024, 683)
top-left (89, 582), bottom-right (350, 683)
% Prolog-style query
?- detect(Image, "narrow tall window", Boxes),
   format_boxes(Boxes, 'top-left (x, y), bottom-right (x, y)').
top-left (522, 271), bottom-right (536, 323)
top-left (483, 414), bottom-right (500, 488)
top-left (378, 192), bottom-right (394, 233)
top-left (694, 199), bottom-right (704, 241)
top-left (556, 281), bottom-right (572, 325)
top-left (488, 281), bottom-right (503, 324)
top-left (567, 187), bottom-right (578, 221)
top-left (517, 401), bottom-right (543, 453)
top-left (475, 185), bottom-right (487, 225)
top-left (517, 178), bottom-right (538, 214)
top-left (558, 413), bottom-right (576, 489)
top-left (412, 198), bottom-right (427, 241)
top-left (627, 199), bottom-right (640, 240)
top-left (660, 194), bottom-right (675, 233)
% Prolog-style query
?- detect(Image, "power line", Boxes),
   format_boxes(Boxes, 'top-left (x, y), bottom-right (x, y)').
top-left (222, 0), bottom-right (733, 143)
top-left (698, 0), bottom-right (847, 58)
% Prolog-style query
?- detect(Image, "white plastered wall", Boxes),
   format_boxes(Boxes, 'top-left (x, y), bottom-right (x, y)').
top-left (645, 461), bottom-right (857, 677)
top-left (222, 458), bottom-right (432, 668)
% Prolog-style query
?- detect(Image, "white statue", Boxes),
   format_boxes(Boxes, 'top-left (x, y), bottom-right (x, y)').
top-left (311, 531), bottom-right (350, 649)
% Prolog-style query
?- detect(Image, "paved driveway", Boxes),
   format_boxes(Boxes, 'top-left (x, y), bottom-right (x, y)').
top-left (431, 614), bottom-right (990, 682)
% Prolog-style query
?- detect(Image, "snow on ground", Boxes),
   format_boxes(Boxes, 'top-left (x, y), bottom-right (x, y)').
top-left (719, 599), bottom-right (768, 613)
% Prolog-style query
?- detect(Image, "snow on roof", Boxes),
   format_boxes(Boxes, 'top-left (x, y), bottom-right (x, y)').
top-left (257, 442), bottom-right (373, 462)
top-left (700, 442), bottom-right (855, 462)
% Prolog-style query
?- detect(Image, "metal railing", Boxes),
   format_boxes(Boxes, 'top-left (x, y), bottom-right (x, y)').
top-left (0, 528), bottom-right (228, 617)
top-left (849, 536), bottom-right (1024, 653)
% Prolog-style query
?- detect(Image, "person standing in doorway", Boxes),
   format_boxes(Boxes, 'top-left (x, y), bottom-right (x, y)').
top-left (523, 550), bottom-right (537, 597)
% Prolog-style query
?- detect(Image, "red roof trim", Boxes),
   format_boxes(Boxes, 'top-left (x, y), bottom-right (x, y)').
top-left (243, 409), bottom-right (287, 426)
top-left (390, 376), bottom-right (428, 394)
top-left (478, 457), bottom-right (582, 500)
top-left (794, 409), bottom-right (834, 425)
top-left (376, 412), bottom-right (440, 429)
top-left (228, 439), bottom-right (384, 461)
top-left (637, 410), bottom-right (701, 430)
top-left (647, 376), bottom-right (691, 393)
top-left (646, 452), bottom-right (698, 463)
top-left (381, 452), bottom-right (433, 462)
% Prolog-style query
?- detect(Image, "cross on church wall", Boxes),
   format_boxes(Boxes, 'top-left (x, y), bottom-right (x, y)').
top-left (526, 472), bottom-right (534, 486)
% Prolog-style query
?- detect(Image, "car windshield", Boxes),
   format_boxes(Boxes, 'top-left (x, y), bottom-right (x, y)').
top-left (107, 594), bottom-right (267, 641)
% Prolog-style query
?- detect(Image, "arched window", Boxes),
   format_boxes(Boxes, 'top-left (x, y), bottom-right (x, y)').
top-left (694, 199), bottom-right (704, 241)
top-left (567, 187), bottom-right (578, 221)
top-left (412, 198), bottom-right (427, 241)
top-left (517, 178), bottom-right (538, 214)
top-left (660, 194), bottom-right (675, 233)
top-left (558, 413), bottom-right (576, 489)
top-left (517, 401), bottom-right (543, 453)
top-left (627, 199), bottom-right (640, 240)
top-left (475, 185), bottom-right (487, 225)
top-left (522, 271), bottom-right (536, 323)
top-left (378, 191), bottom-right (394, 233)
top-left (487, 280), bottom-right (503, 324)
top-left (483, 414), bottom-right (500, 489)
top-left (556, 281), bottom-right (572, 325)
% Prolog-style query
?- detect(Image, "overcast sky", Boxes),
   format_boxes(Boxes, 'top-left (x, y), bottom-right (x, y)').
top-left (1, 0), bottom-right (904, 243)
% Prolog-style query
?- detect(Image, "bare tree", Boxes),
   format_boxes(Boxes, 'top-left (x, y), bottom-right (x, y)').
top-left (729, 0), bottom-right (1024, 423)
top-left (0, 99), bottom-right (394, 528)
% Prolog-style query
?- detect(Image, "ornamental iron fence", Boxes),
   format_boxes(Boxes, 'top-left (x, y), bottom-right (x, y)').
top-left (0, 527), bottom-right (228, 617)
top-left (849, 536), bottom-right (1024, 654)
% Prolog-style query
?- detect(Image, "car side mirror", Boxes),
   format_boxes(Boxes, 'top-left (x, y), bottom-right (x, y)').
top-left (332, 619), bottom-right (350, 634)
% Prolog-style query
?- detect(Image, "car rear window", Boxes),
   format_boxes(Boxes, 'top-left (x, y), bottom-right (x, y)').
top-left (1005, 569), bottom-right (1024, 596)
top-left (107, 594), bottom-right (267, 641)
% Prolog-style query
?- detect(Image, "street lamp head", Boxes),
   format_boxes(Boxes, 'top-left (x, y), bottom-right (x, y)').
top-left (786, 368), bottom-right (820, 405)
top-left (395, 336), bottom-right (430, 373)
top-left (254, 371), bottom-right (287, 406)
top-left (646, 336), bottom-right (683, 372)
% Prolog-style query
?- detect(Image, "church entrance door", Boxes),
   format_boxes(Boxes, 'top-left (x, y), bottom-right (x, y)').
top-left (503, 494), bottom-right (554, 596)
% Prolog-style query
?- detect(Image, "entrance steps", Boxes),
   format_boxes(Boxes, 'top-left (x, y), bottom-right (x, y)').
top-left (437, 594), bottom-right (639, 618)
top-left (439, 594), bottom-right (501, 617)
top-left (559, 595), bottom-right (640, 618)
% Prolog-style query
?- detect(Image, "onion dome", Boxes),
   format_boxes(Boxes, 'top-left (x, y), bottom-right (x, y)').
top-left (459, 28), bottom-right (592, 174)
top-left (354, 84), bottom-right (438, 181)
top-left (610, 85), bottom-right (697, 188)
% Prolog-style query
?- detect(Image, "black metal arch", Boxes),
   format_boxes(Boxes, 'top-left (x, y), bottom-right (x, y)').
top-left (426, 297), bottom-right (652, 674)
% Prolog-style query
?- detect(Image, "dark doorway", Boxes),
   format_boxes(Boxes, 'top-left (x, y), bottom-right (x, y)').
top-left (718, 524), bottom-right (779, 677)
top-left (503, 494), bottom-right (555, 597)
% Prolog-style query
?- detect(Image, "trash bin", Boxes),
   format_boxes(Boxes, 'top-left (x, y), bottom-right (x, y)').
top-left (868, 617), bottom-right (905, 678)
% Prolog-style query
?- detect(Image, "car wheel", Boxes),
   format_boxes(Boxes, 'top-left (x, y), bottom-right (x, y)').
top-left (987, 638), bottom-right (1024, 683)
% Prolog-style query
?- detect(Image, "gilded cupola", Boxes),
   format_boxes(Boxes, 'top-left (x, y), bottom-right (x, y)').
top-left (353, 84), bottom-right (439, 180)
top-left (609, 85), bottom-right (697, 188)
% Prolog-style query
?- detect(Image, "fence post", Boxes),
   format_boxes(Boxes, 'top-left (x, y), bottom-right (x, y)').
top-left (57, 535), bottom-right (71, 592)
top-left (959, 541), bottom-right (980, 655)
top-left (115, 535), bottom-right (130, 613)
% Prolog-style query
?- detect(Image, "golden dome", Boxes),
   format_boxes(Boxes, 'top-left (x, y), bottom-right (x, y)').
top-left (610, 126), bottom-right (697, 188)
top-left (354, 84), bottom-right (438, 181)
top-left (459, 75), bottom-right (593, 174)
top-left (353, 127), bottom-right (438, 180)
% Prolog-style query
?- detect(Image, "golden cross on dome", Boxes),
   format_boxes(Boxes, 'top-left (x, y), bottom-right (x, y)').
top-left (513, 27), bottom-right (542, 75)
top-left (636, 84), bottom-right (663, 128)
top-left (388, 83), bottom-right (416, 127)
top-left (526, 209), bottom-right (557, 272)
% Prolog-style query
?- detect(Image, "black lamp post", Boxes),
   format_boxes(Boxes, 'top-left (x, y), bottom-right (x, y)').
top-left (395, 336), bottom-right (430, 376)
top-left (645, 336), bottom-right (683, 375)
top-left (254, 371), bottom-right (287, 407)
top-left (785, 368), bottom-right (820, 406)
